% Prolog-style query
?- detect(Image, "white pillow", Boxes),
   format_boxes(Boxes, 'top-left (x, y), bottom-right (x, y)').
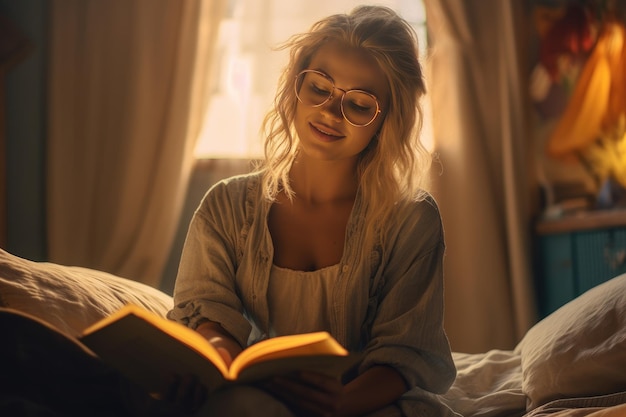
top-left (0, 249), bottom-right (173, 337)
top-left (515, 274), bottom-right (626, 409)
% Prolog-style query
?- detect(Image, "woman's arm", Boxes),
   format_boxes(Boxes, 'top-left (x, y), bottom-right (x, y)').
top-left (339, 365), bottom-right (407, 415)
top-left (359, 198), bottom-right (455, 395)
top-left (195, 320), bottom-right (244, 366)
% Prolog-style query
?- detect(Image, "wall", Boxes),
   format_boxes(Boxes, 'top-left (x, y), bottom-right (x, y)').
top-left (1, 0), bottom-right (47, 261)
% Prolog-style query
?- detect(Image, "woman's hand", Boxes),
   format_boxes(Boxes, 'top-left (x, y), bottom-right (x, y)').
top-left (262, 371), bottom-right (345, 417)
top-left (156, 321), bottom-right (242, 413)
top-left (158, 373), bottom-right (207, 414)
top-left (263, 365), bottom-right (407, 417)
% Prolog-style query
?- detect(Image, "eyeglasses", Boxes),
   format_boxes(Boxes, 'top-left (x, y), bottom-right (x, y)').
top-left (294, 69), bottom-right (382, 127)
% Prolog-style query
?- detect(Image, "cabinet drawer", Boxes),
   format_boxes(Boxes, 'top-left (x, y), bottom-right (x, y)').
top-left (536, 227), bottom-right (626, 317)
top-left (536, 233), bottom-right (576, 317)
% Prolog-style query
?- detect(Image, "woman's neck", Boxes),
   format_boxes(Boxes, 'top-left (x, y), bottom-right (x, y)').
top-left (288, 155), bottom-right (359, 205)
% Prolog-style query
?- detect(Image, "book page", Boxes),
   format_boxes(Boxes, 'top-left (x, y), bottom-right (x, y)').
top-left (233, 353), bottom-right (363, 383)
top-left (228, 332), bottom-right (348, 379)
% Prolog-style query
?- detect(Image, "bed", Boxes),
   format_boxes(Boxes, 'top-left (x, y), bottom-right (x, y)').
top-left (1, 247), bottom-right (625, 417)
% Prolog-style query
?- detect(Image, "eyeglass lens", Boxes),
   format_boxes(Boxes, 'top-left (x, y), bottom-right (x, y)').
top-left (295, 71), bottom-right (379, 126)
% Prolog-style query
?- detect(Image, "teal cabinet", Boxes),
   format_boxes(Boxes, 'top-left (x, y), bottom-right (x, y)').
top-left (574, 228), bottom-right (626, 293)
top-left (536, 233), bottom-right (576, 317)
top-left (535, 211), bottom-right (626, 317)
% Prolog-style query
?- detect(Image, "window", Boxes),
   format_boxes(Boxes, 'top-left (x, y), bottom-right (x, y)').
top-left (194, 0), bottom-right (430, 159)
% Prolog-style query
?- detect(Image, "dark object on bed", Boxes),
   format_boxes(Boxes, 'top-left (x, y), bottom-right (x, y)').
top-left (1, 308), bottom-right (130, 416)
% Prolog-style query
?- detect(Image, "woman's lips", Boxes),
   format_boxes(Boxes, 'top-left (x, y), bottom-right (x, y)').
top-left (309, 122), bottom-right (344, 141)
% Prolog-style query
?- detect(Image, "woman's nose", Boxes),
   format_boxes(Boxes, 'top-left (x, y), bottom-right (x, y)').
top-left (320, 91), bottom-right (344, 121)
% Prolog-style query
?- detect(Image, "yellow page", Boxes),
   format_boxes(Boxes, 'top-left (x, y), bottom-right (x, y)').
top-left (228, 332), bottom-right (348, 379)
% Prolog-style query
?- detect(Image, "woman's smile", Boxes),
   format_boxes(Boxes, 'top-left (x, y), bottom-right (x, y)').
top-left (309, 121), bottom-right (345, 142)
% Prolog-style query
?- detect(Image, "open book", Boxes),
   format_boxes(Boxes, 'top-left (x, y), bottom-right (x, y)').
top-left (80, 304), bottom-right (361, 394)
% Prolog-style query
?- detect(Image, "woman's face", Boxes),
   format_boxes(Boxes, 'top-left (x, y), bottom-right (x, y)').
top-left (294, 42), bottom-right (389, 163)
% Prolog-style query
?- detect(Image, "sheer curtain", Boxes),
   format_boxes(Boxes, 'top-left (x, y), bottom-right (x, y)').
top-left (424, 0), bottom-right (538, 352)
top-left (47, 0), bottom-right (226, 287)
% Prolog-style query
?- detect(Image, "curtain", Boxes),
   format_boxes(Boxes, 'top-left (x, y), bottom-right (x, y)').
top-left (47, 0), bottom-right (226, 287)
top-left (424, 0), bottom-right (538, 352)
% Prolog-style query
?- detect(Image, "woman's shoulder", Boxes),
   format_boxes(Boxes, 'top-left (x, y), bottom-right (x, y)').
top-left (213, 171), bottom-right (261, 191)
top-left (387, 191), bottom-right (443, 242)
top-left (396, 191), bottom-right (441, 222)
top-left (205, 171), bottom-right (262, 197)
top-left (198, 171), bottom-right (262, 211)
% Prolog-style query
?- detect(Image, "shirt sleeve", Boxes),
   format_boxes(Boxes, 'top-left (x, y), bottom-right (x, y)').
top-left (167, 178), bottom-right (252, 348)
top-left (359, 196), bottom-right (456, 395)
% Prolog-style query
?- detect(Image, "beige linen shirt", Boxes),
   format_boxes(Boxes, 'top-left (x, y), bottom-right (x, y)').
top-left (168, 172), bottom-right (457, 416)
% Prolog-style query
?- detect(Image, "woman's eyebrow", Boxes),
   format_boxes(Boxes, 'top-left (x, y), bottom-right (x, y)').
top-left (308, 67), bottom-right (332, 79)
top-left (309, 67), bottom-right (381, 96)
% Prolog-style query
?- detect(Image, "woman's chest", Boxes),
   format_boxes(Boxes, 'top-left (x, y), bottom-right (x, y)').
top-left (267, 199), bottom-right (353, 271)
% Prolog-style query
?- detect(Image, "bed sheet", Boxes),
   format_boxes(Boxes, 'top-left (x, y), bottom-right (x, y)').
top-left (442, 349), bottom-right (526, 417)
top-left (523, 392), bottom-right (626, 417)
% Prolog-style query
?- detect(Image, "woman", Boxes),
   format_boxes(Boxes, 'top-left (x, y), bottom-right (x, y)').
top-left (167, 5), bottom-right (456, 416)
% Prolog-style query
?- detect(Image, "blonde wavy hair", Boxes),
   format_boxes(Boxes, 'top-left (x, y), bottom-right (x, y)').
top-left (259, 5), bottom-right (432, 245)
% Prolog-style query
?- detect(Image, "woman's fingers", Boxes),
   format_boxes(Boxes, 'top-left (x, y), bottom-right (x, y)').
top-left (216, 346), bottom-right (233, 367)
top-left (158, 373), bottom-right (207, 413)
top-left (262, 372), bottom-right (344, 417)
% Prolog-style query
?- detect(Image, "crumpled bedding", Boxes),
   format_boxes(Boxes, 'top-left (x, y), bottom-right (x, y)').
top-left (1, 247), bottom-right (625, 417)
top-left (0, 248), bottom-right (172, 338)
top-left (4, 304), bottom-right (623, 417)
top-left (441, 349), bottom-right (626, 417)
top-left (524, 392), bottom-right (626, 417)
top-left (441, 350), bottom-right (526, 417)
top-left (440, 274), bottom-right (626, 417)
